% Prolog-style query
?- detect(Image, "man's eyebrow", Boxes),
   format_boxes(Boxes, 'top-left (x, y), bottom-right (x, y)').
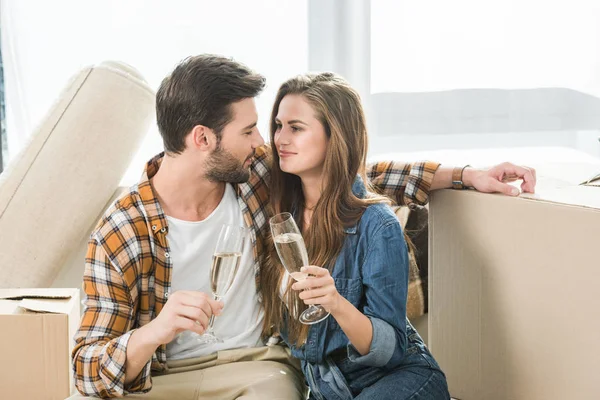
top-left (242, 121), bottom-right (258, 130)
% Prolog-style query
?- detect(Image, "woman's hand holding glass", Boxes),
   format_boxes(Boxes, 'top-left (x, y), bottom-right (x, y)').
top-left (292, 266), bottom-right (342, 314)
top-left (270, 212), bottom-right (330, 324)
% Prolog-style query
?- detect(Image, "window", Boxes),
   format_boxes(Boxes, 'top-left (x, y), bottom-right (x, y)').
top-left (2, 0), bottom-right (308, 184)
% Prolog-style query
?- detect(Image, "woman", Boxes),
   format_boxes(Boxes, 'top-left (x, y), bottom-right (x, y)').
top-left (260, 72), bottom-right (450, 399)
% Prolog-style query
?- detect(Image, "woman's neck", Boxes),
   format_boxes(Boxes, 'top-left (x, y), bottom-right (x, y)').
top-left (300, 173), bottom-right (323, 211)
top-left (300, 172), bottom-right (324, 231)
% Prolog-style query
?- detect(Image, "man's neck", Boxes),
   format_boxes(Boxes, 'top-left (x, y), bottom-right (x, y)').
top-left (151, 154), bottom-right (226, 222)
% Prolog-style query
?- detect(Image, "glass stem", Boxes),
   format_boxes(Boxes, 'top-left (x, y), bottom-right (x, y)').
top-left (206, 295), bottom-right (220, 334)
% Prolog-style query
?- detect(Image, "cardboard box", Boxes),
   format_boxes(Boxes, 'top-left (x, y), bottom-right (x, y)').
top-left (428, 164), bottom-right (600, 400)
top-left (0, 288), bottom-right (80, 400)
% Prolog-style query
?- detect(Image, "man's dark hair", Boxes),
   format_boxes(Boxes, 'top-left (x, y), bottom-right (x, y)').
top-left (156, 54), bottom-right (266, 154)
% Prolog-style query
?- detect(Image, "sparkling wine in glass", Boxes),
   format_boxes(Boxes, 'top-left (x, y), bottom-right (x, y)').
top-left (270, 212), bottom-right (330, 325)
top-left (198, 224), bottom-right (248, 344)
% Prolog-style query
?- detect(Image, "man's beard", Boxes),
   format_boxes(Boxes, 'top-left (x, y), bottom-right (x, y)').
top-left (205, 145), bottom-right (252, 183)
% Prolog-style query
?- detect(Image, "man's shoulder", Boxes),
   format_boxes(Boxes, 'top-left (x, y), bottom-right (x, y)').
top-left (92, 185), bottom-right (150, 247)
top-left (244, 145), bottom-right (273, 195)
top-left (250, 145), bottom-right (272, 175)
top-left (254, 144), bottom-right (272, 159)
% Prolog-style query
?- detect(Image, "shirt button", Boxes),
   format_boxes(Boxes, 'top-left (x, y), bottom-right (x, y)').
top-left (160, 227), bottom-right (166, 233)
top-left (165, 290), bottom-right (170, 299)
top-left (152, 225), bottom-right (157, 231)
top-left (309, 340), bottom-right (314, 345)
top-left (165, 252), bottom-right (170, 258)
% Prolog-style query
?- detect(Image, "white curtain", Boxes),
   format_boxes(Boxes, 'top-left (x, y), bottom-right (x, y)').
top-left (1, 0), bottom-right (308, 184)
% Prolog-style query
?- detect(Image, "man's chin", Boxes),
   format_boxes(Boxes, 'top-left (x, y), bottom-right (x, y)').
top-left (205, 168), bottom-right (250, 184)
top-left (227, 170), bottom-right (251, 184)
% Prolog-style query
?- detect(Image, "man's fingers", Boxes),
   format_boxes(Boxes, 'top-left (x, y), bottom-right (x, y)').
top-left (177, 305), bottom-right (210, 328)
top-left (176, 316), bottom-right (205, 335)
top-left (206, 297), bottom-right (224, 316)
top-left (499, 164), bottom-right (536, 193)
top-left (178, 291), bottom-right (223, 316)
top-left (490, 179), bottom-right (520, 196)
top-left (521, 167), bottom-right (536, 193)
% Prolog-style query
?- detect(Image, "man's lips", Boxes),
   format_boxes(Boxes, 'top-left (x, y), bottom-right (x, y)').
top-left (245, 153), bottom-right (255, 165)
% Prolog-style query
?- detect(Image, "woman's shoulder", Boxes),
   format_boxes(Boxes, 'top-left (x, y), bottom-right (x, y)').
top-left (358, 202), bottom-right (401, 235)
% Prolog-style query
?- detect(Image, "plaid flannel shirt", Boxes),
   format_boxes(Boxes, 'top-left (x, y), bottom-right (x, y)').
top-left (72, 145), bottom-right (440, 397)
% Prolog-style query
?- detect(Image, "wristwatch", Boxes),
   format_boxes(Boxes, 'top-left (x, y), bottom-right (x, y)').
top-left (452, 165), bottom-right (471, 190)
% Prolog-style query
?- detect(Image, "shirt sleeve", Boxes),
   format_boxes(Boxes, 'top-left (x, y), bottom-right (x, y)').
top-left (367, 160), bottom-right (440, 207)
top-left (71, 237), bottom-right (152, 398)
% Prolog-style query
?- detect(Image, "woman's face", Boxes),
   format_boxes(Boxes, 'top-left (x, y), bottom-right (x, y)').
top-left (274, 94), bottom-right (329, 180)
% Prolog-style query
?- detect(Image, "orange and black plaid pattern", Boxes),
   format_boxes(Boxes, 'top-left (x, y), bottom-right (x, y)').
top-left (366, 159), bottom-right (439, 209)
top-left (71, 145), bottom-right (440, 397)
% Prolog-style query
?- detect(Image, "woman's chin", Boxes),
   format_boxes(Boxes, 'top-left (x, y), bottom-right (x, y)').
top-left (279, 162), bottom-right (297, 175)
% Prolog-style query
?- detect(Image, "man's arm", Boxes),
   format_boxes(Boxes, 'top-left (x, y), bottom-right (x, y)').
top-left (367, 161), bottom-right (537, 206)
top-left (123, 290), bottom-right (222, 383)
top-left (72, 238), bottom-right (151, 398)
top-left (366, 160), bottom-right (440, 207)
top-left (73, 238), bottom-right (223, 397)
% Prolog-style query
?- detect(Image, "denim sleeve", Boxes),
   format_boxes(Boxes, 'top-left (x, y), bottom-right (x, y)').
top-left (347, 218), bottom-right (409, 368)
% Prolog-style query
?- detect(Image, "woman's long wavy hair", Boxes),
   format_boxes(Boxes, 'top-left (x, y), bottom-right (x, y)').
top-left (260, 73), bottom-right (389, 345)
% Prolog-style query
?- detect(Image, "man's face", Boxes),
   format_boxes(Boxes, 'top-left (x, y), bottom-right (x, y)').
top-left (205, 98), bottom-right (264, 183)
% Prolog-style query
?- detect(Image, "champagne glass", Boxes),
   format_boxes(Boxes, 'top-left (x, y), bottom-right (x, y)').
top-left (197, 224), bottom-right (249, 344)
top-left (270, 212), bottom-right (330, 325)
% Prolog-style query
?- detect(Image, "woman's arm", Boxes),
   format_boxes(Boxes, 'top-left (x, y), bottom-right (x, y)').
top-left (293, 213), bottom-right (410, 366)
top-left (294, 266), bottom-right (373, 355)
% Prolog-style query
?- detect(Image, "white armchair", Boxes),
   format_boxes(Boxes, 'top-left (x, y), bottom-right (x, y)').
top-left (0, 61), bottom-right (155, 290)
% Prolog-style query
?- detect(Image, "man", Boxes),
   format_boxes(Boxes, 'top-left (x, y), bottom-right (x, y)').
top-left (71, 54), bottom-right (535, 399)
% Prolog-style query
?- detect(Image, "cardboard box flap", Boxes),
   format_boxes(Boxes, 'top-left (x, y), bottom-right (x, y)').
top-left (0, 288), bottom-right (77, 301)
top-left (0, 288), bottom-right (79, 315)
top-left (527, 161), bottom-right (600, 187)
top-left (517, 181), bottom-right (600, 211)
top-left (18, 297), bottom-right (75, 314)
top-left (0, 300), bottom-right (22, 315)
top-left (501, 161), bottom-right (600, 210)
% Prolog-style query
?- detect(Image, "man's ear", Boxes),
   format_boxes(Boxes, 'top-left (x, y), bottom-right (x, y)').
top-left (189, 125), bottom-right (216, 151)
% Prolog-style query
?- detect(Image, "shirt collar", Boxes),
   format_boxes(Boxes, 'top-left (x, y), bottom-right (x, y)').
top-left (138, 152), bottom-right (169, 236)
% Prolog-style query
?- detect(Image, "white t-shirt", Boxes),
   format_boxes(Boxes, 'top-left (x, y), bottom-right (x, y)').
top-left (165, 184), bottom-right (263, 360)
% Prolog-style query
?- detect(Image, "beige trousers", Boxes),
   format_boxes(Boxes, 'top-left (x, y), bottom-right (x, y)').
top-left (68, 346), bottom-right (307, 400)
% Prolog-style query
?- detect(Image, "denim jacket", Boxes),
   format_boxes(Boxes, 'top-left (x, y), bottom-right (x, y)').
top-left (280, 177), bottom-right (439, 400)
